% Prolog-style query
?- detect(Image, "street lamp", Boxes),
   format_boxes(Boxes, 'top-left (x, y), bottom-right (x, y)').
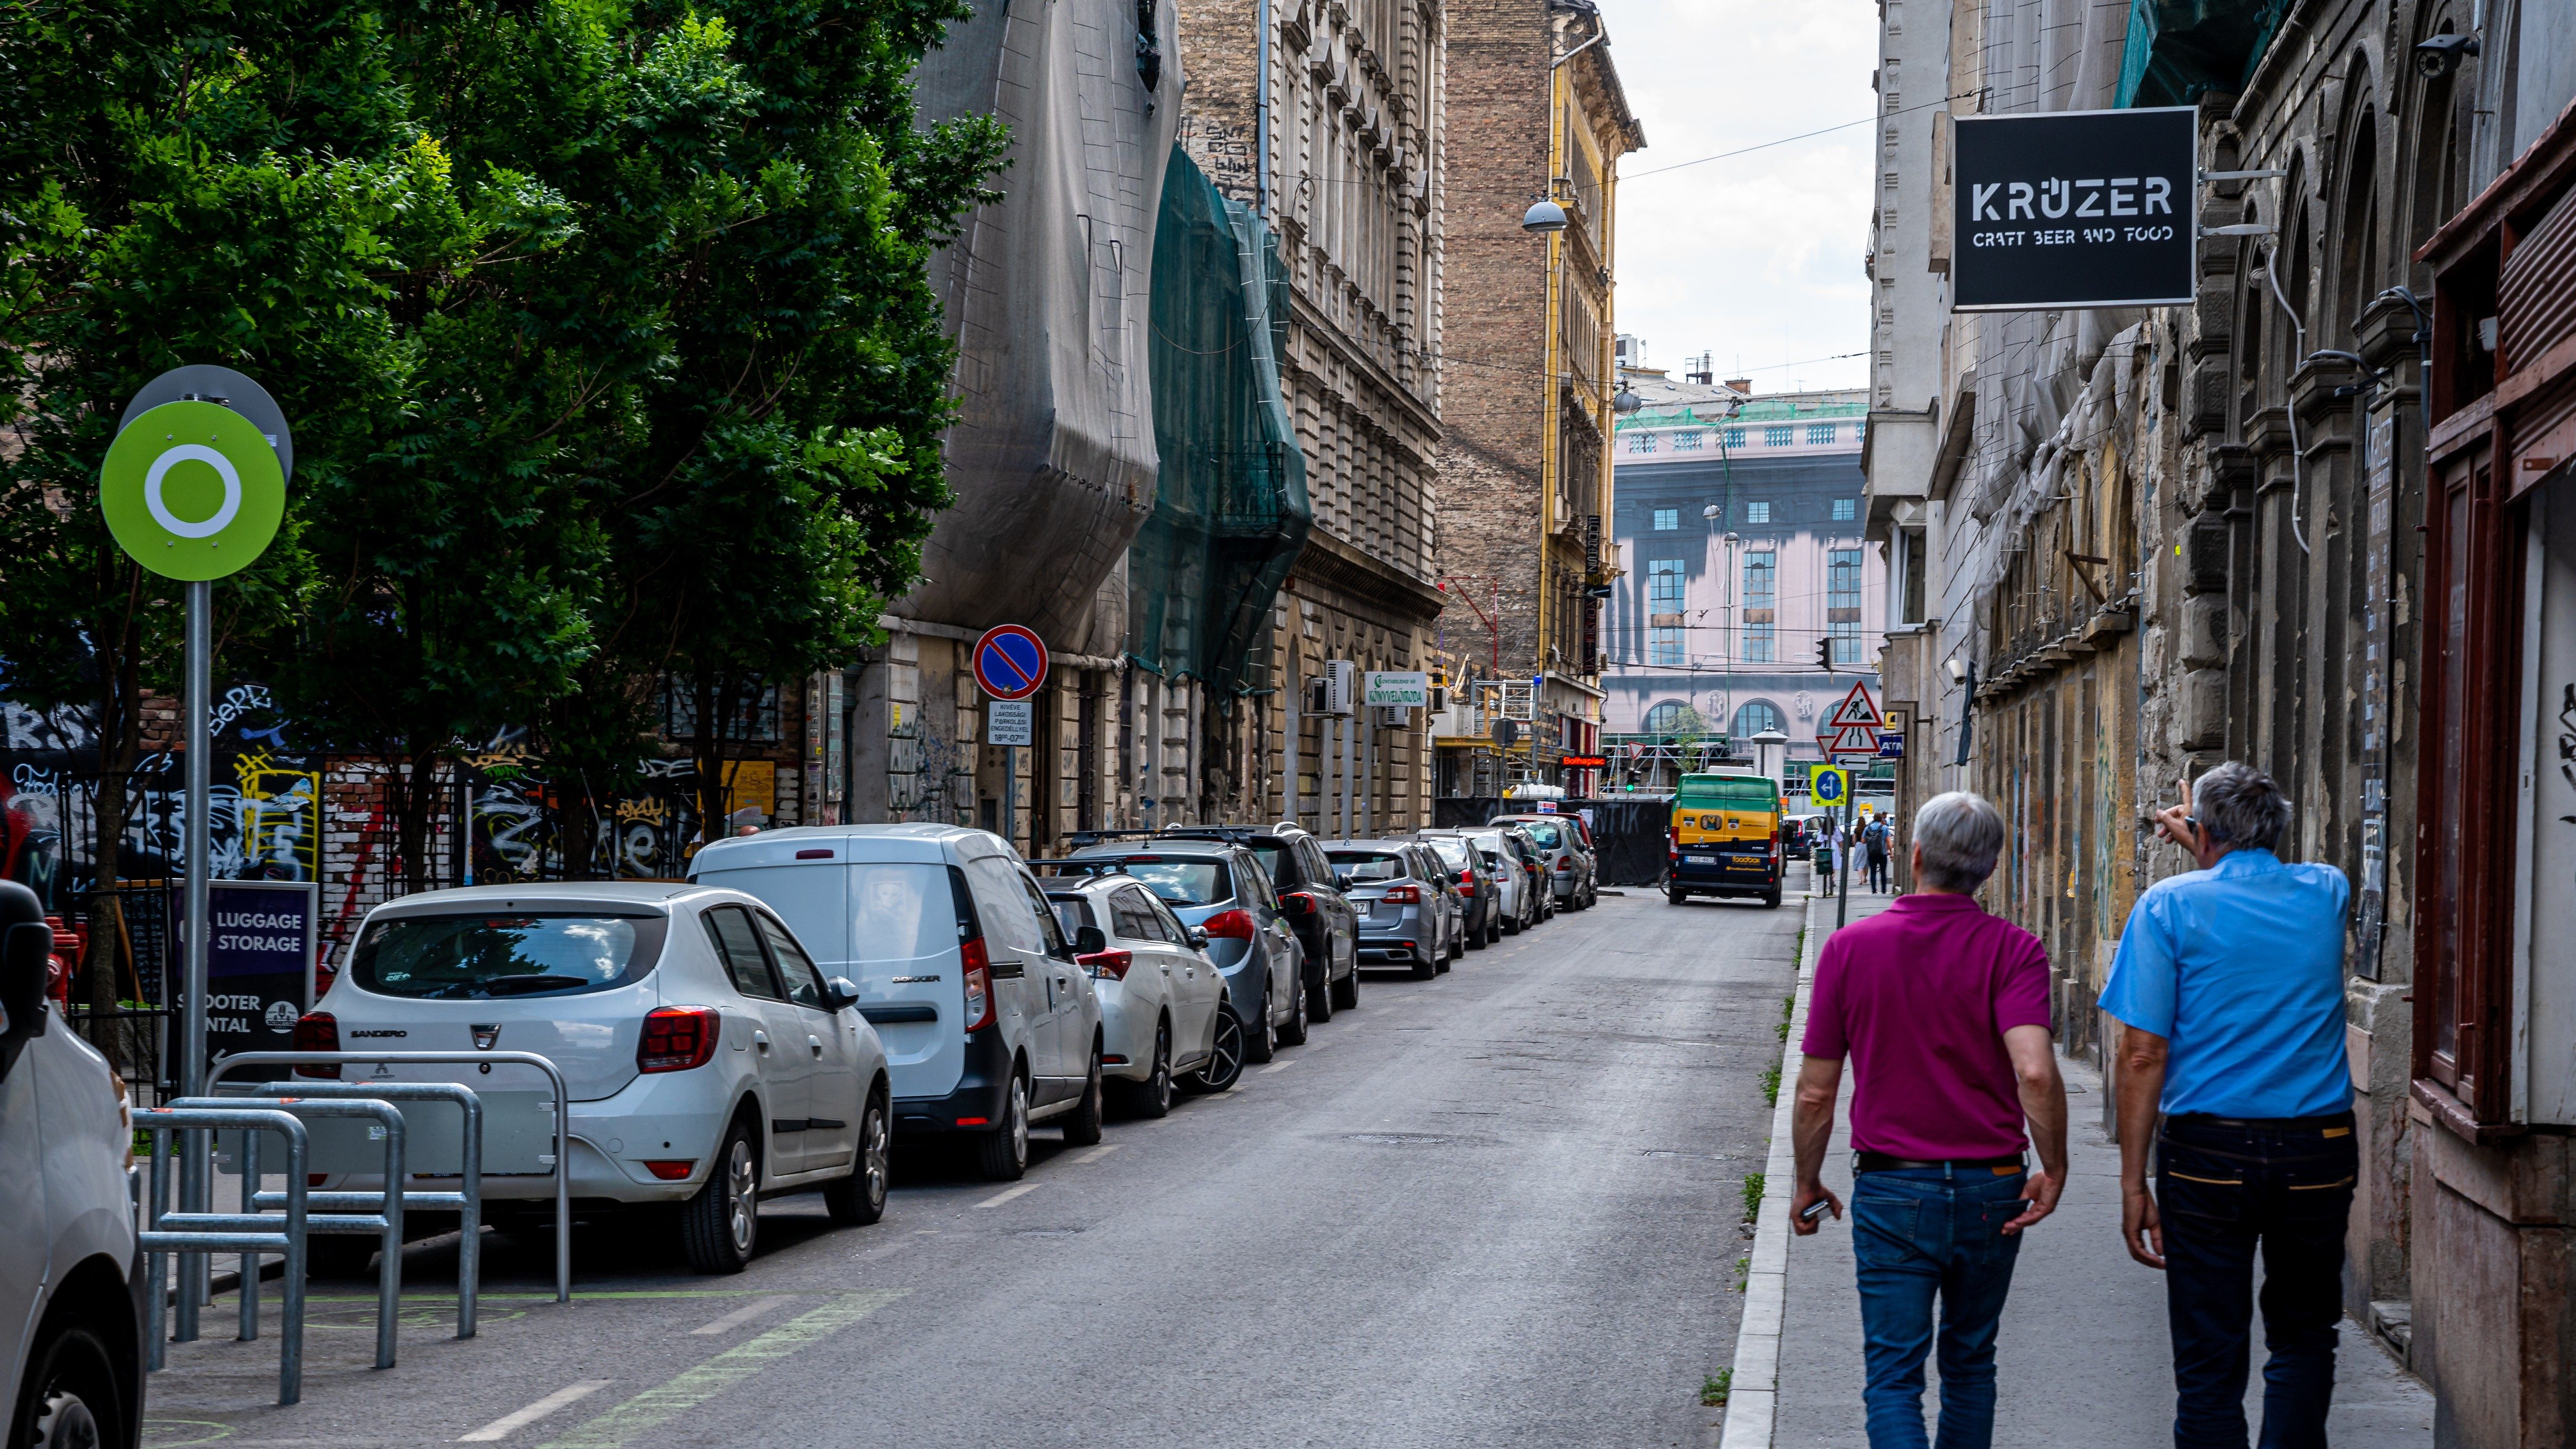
top-left (1612, 387), bottom-right (1643, 415)
top-left (1521, 199), bottom-right (1569, 234)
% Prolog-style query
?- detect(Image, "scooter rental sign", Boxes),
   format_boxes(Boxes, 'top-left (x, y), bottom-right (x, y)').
top-left (1951, 106), bottom-right (2197, 312)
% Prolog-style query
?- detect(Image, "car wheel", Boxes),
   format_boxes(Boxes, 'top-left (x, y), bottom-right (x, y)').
top-left (1061, 1041), bottom-right (1106, 1145)
top-left (1276, 973), bottom-right (1309, 1046)
top-left (1762, 888), bottom-right (1783, 909)
top-left (1119, 1019), bottom-right (1174, 1118)
top-left (1331, 959), bottom-right (1359, 1010)
top-left (8, 1318), bottom-right (126, 1449)
top-left (1667, 886), bottom-right (1687, 905)
top-left (680, 1118), bottom-right (759, 1273)
top-left (1243, 989), bottom-right (1277, 1063)
top-left (1182, 1008), bottom-right (1243, 1093)
top-left (823, 1090), bottom-right (890, 1226)
top-left (1306, 951), bottom-right (1334, 1023)
top-left (974, 1072), bottom-right (1031, 1181)
top-left (1500, 907), bottom-right (1520, 936)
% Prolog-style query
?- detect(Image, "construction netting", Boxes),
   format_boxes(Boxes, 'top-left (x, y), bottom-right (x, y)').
top-left (1127, 145), bottom-right (1311, 694)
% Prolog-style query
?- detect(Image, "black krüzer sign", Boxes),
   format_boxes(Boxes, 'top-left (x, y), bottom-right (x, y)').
top-left (1950, 106), bottom-right (2197, 311)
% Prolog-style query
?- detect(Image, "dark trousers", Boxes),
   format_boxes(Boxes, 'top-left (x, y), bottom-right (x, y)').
top-left (2156, 1115), bottom-right (2358, 1449)
top-left (1867, 852), bottom-right (1889, 891)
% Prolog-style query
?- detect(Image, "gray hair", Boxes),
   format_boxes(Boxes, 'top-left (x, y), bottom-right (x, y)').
top-left (2193, 762), bottom-right (2291, 852)
top-left (1913, 791), bottom-right (2004, 892)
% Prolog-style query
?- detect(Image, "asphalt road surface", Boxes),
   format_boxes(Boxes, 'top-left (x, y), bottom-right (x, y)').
top-left (144, 872), bottom-right (1810, 1449)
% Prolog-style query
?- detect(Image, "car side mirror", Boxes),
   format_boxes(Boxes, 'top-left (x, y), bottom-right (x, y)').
top-left (1075, 925), bottom-right (1108, 955)
top-left (1187, 926), bottom-right (1211, 949)
top-left (0, 908), bottom-right (52, 1082)
top-left (825, 975), bottom-right (863, 1012)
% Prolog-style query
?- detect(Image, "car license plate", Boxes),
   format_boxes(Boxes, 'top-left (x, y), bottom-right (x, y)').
top-left (1685, 854), bottom-right (1716, 864)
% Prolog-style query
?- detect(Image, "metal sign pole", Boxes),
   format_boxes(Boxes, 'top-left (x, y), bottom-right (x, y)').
top-left (1837, 778), bottom-right (1855, 931)
top-left (177, 577), bottom-right (213, 1340)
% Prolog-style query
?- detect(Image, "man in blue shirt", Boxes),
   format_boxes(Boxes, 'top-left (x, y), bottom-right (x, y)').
top-left (2102, 763), bottom-right (2354, 1448)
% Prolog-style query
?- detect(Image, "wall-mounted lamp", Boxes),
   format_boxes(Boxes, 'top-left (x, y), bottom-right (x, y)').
top-left (1946, 657), bottom-right (1969, 683)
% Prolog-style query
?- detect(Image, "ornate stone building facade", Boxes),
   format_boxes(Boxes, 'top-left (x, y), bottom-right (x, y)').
top-left (1432, 0), bottom-right (1639, 793)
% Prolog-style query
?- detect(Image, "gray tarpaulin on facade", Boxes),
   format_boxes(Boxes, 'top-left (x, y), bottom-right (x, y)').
top-left (1431, 797), bottom-right (1677, 887)
top-left (908, 0), bottom-right (1180, 655)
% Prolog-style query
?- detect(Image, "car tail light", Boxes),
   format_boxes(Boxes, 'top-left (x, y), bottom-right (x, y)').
top-left (956, 1116), bottom-right (989, 1127)
top-left (1553, 861), bottom-right (1571, 872)
top-left (1079, 949), bottom-right (1134, 980)
top-left (1381, 885), bottom-right (1421, 904)
top-left (292, 1012), bottom-right (341, 1078)
top-left (643, 1160), bottom-right (696, 1181)
top-left (1457, 869), bottom-right (1476, 897)
top-left (638, 1006), bottom-right (721, 1072)
top-left (1200, 908), bottom-right (1257, 939)
top-left (1278, 891), bottom-right (1315, 916)
top-left (961, 935), bottom-right (996, 1032)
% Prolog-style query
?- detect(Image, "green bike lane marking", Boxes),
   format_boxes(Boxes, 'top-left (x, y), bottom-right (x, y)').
top-left (534, 1290), bottom-right (905, 1449)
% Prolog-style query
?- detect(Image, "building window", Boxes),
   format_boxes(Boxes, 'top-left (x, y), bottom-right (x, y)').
top-left (1854, 421), bottom-right (1867, 445)
top-left (1675, 430), bottom-right (1703, 451)
top-left (1723, 428), bottom-right (1746, 448)
top-left (1744, 501), bottom-right (1771, 524)
top-left (1764, 426), bottom-right (1794, 447)
top-left (1630, 432), bottom-right (1657, 455)
top-left (1648, 628), bottom-right (1684, 667)
top-left (1742, 550), bottom-right (1776, 663)
top-left (1827, 547), bottom-right (1863, 664)
top-left (1644, 700), bottom-right (1695, 736)
top-left (1647, 558), bottom-right (1686, 610)
top-left (1832, 498), bottom-right (1857, 521)
top-left (665, 678), bottom-right (782, 741)
top-left (1808, 424), bottom-right (1837, 445)
top-left (1652, 507), bottom-right (1678, 531)
top-left (1898, 528), bottom-right (1926, 625)
top-left (1731, 700), bottom-right (1784, 739)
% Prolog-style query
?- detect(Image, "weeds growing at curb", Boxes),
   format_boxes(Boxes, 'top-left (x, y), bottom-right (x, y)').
top-left (1702, 1370), bottom-right (1732, 1406)
top-left (1760, 1065), bottom-right (1781, 1107)
top-left (1776, 992), bottom-right (1793, 1041)
top-left (1741, 1172), bottom-right (1766, 1221)
top-left (1732, 1255), bottom-right (1750, 1292)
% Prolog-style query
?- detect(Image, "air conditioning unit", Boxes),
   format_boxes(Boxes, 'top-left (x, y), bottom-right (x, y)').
top-left (1373, 705), bottom-right (1411, 729)
top-left (1320, 660), bottom-right (1358, 716)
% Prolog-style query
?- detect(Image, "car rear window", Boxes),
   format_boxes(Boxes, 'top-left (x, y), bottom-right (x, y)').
top-left (848, 863), bottom-right (965, 963)
top-left (1328, 851), bottom-right (1410, 881)
top-left (351, 912), bottom-right (667, 1000)
top-left (1519, 822), bottom-right (1563, 848)
top-left (1422, 838), bottom-right (1472, 870)
top-left (1098, 857), bottom-right (1229, 906)
top-left (1678, 775), bottom-right (1779, 809)
top-left (1046, 893), bottom-right (1096, 939)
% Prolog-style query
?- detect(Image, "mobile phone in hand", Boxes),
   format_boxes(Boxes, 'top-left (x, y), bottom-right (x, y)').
top-left (1799, 1200), bottom-right (1830, 1223)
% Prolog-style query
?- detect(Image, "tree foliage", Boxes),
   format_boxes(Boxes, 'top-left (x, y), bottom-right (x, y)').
top-left (2, 0), bottom-right (1005, 886)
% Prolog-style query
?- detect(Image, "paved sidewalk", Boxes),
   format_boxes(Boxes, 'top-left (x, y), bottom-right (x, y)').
top-left (1756, 890), bottom-right (2433, 1446)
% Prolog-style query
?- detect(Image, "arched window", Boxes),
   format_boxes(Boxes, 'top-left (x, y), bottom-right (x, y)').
top-left (2334, 98), bottom-right (2380, 348)
top-left (1732, 700), bottom-right (1784, 739)
top-left (1644, 701), bottom-right (1693, 735)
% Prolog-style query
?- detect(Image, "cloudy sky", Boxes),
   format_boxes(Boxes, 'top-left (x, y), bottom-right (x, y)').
top-left (1596, 0), bottom-right (1877, 394)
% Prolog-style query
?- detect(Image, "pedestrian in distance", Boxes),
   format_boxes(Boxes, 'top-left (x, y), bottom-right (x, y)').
top-left (1864, 814), bottom-right (1891, 893)
top-left (2103, 763), bottom-right (2355, 1448)
top-left (1791, 791), bottom-right (2069, 1449)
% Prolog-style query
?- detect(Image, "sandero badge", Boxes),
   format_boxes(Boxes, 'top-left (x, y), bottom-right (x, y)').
top-left (1950, 106), bottom-right (2197, 311)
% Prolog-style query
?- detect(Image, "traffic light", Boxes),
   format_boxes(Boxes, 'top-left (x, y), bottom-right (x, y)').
top-left (1816, 636), bottom-right (1834, 673)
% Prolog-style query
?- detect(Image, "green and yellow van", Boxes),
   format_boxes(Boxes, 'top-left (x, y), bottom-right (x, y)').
top-left (1667, 770), bottom-right (1784, 908)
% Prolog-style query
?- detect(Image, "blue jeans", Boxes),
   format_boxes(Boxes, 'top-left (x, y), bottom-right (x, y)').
top-left (2157, 1116), bottom-right (2357, 1448)
top-left (1850, 1163), bottom-right (2030, 1449)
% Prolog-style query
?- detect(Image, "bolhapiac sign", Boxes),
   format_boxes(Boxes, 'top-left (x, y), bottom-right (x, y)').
top-left (1950, 106), bottom-right (2197, 312)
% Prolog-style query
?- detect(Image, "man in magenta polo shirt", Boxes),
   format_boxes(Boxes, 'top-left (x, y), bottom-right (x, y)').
top-left (1790, 790), bottom-right (2069, 1449)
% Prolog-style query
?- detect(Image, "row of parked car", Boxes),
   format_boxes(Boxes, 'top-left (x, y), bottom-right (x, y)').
top-left (258, 813), bottom-right (1605, 1277)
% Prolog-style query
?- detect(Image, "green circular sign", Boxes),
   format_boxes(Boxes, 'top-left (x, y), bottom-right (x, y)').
top-left (102, 400), bottom-right (286, 579)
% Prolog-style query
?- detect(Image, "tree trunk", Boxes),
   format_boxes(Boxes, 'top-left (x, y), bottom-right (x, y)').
top-left (80, 586), bottom-right (148, 1073)
top-left (690, 673), bottom-right (745, 858)
top-left (558, 771), bottom-right (597, 880)
top-left (393, 742), bottom-right (445, 896)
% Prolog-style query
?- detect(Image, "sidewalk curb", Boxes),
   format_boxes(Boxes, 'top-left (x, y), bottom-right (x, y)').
top-left (1719, 892), bottom-right (1823, 1448)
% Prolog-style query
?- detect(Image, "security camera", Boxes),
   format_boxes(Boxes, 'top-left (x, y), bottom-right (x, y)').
top-left (2414, 32), bottom-right (2478, 78)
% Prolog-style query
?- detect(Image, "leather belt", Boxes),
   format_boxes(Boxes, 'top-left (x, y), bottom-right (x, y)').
top-left (2168, 1111), bottom-right (2355, 1131)
top-left (1854, 1150), bottom-right (2025, 1174)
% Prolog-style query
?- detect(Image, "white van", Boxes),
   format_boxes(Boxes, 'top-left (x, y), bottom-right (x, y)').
top-left (2, 880), bottom-right (144, 1449)
top-left (692, 825), bottom-right (1103, 1181)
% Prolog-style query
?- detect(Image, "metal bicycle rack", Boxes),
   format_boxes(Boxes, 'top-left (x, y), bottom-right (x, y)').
top-left (136, 1106), bottom-right (310, 1405)
top-left (216, 1081), bottom-right (486, 1339)
top-left (168, 1095), bottom-right (404, 1369)
top-left (210, 1050), bottom-right (573, 1303)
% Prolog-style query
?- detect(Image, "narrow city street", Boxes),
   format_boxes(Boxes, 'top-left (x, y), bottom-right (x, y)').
top-left (139, 883), bottom-right (1807, 1449)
